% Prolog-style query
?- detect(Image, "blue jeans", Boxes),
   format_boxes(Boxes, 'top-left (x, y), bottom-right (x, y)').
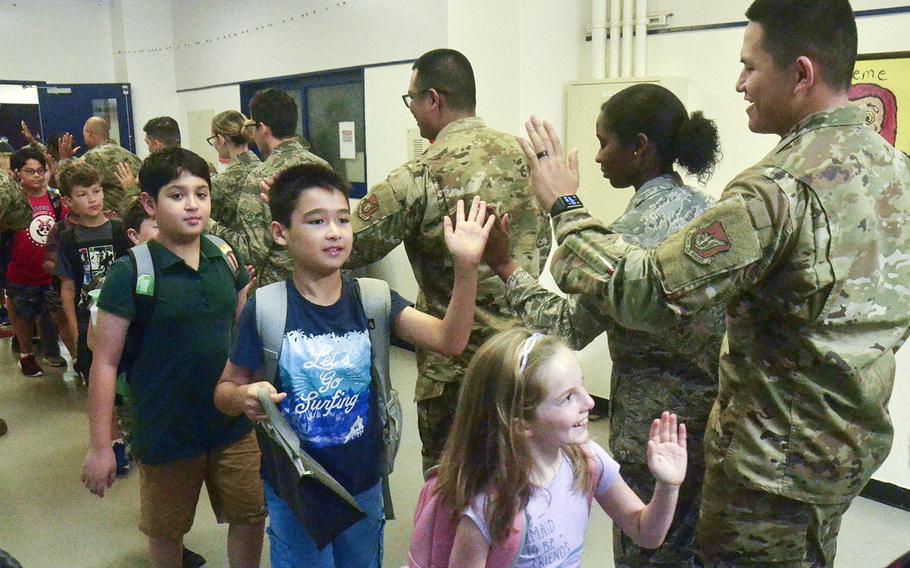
top-left (264, 480), bottom-right (384, 568)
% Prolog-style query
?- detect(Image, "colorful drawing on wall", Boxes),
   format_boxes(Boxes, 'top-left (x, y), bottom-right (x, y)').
top-left (851, 52), bottom-right (910, 153)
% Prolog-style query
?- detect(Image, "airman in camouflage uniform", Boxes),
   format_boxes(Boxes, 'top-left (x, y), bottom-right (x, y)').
top-left (500, 173), bottom-right (723, 567)
top-left (210, 138), bottom-right (328, 286)
top-left (522, 3), bottom-right (906, 564)
top-left (207, 88), bottom-right (330, 287)
top-left (81, 138), bottom-right (142, 214)
top-left (210, 150), bottom-right (260, 232)
top-left (347, 49), bottom-right (550, 472)
top-left (80, 117), bottom-right (142, 215)
top-left (0, 170), bottom-right (36, 231)
top-left (527, 68), bottom-right (910, 568)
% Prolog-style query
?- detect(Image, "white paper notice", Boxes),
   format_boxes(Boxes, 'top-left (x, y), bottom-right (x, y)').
top-left (339, 121), bottom-right (356, 159)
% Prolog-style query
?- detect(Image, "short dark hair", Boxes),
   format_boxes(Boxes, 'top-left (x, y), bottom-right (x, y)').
top-left (412, 49), bottom-right (476, 111)
top-left (10, 147), bottom-right (46, 172)
top-left (269, 164), bottom-right (350, 228)
top-left (57, 161), bottom-right (101, 197)
top-left (143, 116), bottom-right (181, 147)
top-left (249, 88), bottom-right (298, 139)
top-left (123, 196), bottom-right (152, 234)
top-left (601, 84), bottom-right (721, 182)
top-left (745, 0), bottom-right (857, 91)
top-left (138, 147), bottom-right (211, 200)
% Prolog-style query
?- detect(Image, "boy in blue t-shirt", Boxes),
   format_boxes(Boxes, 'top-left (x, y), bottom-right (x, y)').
top-left (216, 164), bottom-right (493, 567)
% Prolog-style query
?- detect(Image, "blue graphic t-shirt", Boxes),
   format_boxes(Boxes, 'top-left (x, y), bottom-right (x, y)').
top-left (231, 278), bottom-right (409, 494)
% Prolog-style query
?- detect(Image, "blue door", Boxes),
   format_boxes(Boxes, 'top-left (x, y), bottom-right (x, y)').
top-left (37, 83), bottom-right (136, 155)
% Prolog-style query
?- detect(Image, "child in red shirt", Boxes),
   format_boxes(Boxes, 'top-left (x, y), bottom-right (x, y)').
top-left (7, 148), bottom-right (68, 377)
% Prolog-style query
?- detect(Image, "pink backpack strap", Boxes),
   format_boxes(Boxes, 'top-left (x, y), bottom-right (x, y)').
top-left (408, 471), bottom-right (457, 568)
top-left (485, 510), bottom-right (525, 568)
top-left (408, 470), bottom-right (526, 568)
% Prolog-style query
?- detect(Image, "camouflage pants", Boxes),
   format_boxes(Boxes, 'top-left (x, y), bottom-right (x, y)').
top-left (416, 380), bottom-right (461, 475)
top-left (613, 460), bottom-right (705, 567)
top-left (694, 462), bottom-right (850, 567)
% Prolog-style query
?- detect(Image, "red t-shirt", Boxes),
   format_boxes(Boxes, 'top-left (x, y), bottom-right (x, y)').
top-left (6, 193), bottom-right (67, 286)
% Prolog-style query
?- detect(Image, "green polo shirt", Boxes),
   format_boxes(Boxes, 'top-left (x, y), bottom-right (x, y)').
top-left (98, 237), bottom-right (251, 465)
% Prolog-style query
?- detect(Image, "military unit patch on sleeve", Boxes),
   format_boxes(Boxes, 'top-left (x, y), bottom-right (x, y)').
top-left (358, 194), bottom-right (380, 221)
top-left (684, 221), bottom-right (732, 264)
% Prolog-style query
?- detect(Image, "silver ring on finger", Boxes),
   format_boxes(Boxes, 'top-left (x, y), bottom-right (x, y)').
top-left (536, 150), bottom-right (549, 159)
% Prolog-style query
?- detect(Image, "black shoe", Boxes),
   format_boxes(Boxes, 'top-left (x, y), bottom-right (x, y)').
top-left (182, 546), bottom-right (206, 568)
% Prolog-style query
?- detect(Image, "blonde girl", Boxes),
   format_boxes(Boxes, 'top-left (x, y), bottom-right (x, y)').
top-left (208, 110), bottom-right (260, 228)
top-left (437, 328), bottom-right (687, 567)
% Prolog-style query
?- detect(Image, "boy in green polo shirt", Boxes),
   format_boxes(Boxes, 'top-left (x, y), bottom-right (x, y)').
top-left (81, 148), bottom-right (265, 568)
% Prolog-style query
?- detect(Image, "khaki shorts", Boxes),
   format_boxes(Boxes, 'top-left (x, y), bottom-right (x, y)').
top-left (138, 431), bottom-right (266, 540)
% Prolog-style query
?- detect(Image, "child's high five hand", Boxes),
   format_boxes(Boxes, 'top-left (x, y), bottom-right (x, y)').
top-left (647, 411), bottom-right (687, 486)
top-left (444, 196), bottom-right (495, 268)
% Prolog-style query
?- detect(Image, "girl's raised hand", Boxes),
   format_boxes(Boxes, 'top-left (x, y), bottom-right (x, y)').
top-left (647, 411), bottom-right (687, 486)
top-left (444, 196), bottom-right (496, 267)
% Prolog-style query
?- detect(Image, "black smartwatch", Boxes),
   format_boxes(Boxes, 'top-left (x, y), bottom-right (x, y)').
top-left (549, 194), bottom-right (584, 217)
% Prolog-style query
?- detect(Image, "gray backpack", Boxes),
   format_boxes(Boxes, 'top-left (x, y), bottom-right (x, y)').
top-left (255, 277), bottom-right (402, 519)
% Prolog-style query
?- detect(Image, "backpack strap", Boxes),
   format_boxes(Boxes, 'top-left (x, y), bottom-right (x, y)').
top-left (49, 189), bottom-right (63, 221)
top-left (356, 277), bottom-right (391, 395)
top-left (202, 233), bottom-right (241, 279)
top-left (130, 243), bottom-right (155, 296)
top-left (352, 277), bottom-right (399, 521)
top-left (255, 281), bottom-right (287, 385)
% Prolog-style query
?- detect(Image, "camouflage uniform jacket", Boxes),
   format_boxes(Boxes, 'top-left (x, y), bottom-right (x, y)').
top-left (210, 151), bottom-right (260, 233)
top-left (0, 170), bottom-right (34, 231)
top-left (81, 139), bottom-right (142, 214)
top-left (212, 139), bottom-right (328, 286)
top-left (549, 105), bottom-right (910, 505)
top-left (505, 173), bottom-right (723, 465)
top-left (348, 116), bottom-right (551, 401)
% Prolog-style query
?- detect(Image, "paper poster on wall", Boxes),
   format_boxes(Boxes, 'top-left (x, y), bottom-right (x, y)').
top-left (850, 52), bottom-right (910, 154)
top-left (339, 121), bottom-right (355, 160)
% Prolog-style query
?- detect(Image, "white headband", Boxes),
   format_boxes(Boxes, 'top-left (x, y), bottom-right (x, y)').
top-left (518, 333), bottom-right (546, 376)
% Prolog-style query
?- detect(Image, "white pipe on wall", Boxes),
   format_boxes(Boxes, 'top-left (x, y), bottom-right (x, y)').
top-left (621, 0), bottom-right (633, 77)
top-left (634, 0), bottom-right (647, 76)
top-left (609, 0), bottom-right (621, 78)
top-left (592, 0), bottom-right (607, 80)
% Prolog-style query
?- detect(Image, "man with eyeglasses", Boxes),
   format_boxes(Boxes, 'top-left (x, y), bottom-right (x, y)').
top-left (345, 48), bottom-right (551, 473)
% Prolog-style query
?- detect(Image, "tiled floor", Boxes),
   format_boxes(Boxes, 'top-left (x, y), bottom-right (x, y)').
top-left (1, 342), bottom-right (908, 567)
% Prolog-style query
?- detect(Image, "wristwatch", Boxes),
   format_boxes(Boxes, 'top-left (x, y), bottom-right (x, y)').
top-left (549, 194), bottom-right (584, 217)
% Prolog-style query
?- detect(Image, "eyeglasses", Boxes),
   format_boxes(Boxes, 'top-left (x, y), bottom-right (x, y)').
top-left (401, 88), bottom-right (436, 109)
top-left (20, 168), bottom-right (46, 177)
top-left (206, 134), bottom-right (219, 147)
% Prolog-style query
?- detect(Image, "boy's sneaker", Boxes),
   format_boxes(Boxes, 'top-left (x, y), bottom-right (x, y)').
top-left (43, 354), bottom-right (67, 368)
top-left (18, 354), bottom-right (43, 377)
top-left (112, 441), bottom-right (130, 475)
top-left (182, 547), bottom-right (207, 568)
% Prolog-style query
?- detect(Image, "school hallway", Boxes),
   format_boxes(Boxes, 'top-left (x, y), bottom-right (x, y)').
top-left (1, 340), bottom-right (908, 567)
